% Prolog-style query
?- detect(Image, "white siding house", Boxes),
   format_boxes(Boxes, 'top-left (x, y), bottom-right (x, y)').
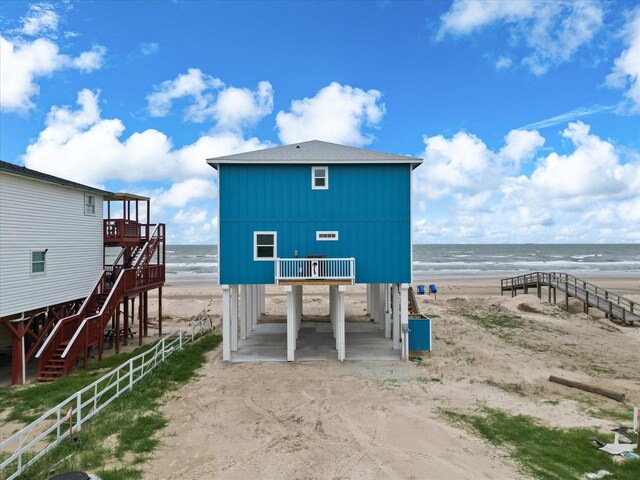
top-left (0, 162), bottom-right (109, 318)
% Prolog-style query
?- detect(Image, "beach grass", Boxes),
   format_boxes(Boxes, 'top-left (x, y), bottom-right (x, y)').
top-left (466, 313), bottom-right (551, 352)
top-left (10, 332), bottom-right (221, 480)
top-left (0, 342), bottom-right (159, 424)
top-left (442, 407), bottom-right (640, 480)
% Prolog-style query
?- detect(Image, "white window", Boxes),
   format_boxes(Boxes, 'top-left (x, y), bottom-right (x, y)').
top-left (312, 166), bottom-right (328, 190)
top-left (316, 231), bottom-right (338, 241)
top-left (31, 250), bottom-right (47, 275)
top-left (84, 194), bottom-right (96, 215)
top-left (254, 231), bottom-right (277, 261)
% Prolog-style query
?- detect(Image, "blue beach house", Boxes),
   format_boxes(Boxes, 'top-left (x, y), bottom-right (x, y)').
top-left (207, 140), bottom-right (422, 361)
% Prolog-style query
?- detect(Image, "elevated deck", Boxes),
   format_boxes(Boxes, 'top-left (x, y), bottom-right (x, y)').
top-left (501, 272), bottom-right (638, 325)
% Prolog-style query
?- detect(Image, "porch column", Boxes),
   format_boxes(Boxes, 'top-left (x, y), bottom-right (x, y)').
top-left (230, 285), bottom-right (238, 352)
top-left (285, 286), bottom-right (295, 361)
top-left (400, 283), bottom-right (409, 361)
top-left (337, 286), bottom-right (346, 361)
top-left (392, 283), bottom-right (401, 350)
top-left (239, 285), bottom-right (248, 340)
top-left (222, 285), bottom-right (231, 361)
top-left (384, 283), bottom-right (391, 339)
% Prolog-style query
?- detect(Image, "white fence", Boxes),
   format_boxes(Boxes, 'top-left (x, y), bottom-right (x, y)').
top-left (0, 319), bottom-right (212, 480)
top-left (275, 257), bottom-right (355, 283)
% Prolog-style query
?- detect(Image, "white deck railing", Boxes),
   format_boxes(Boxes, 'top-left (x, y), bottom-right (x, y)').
top-left (0, 316), bottom-right (212, 480)
top-left (275, 258), bottom-right (355, 283)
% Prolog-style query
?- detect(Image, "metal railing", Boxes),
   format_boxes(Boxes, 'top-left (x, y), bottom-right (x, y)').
top-left (275, 257), bottom-right (355, 283)
top-left (501, 271), bottom-right (638, 323)
top-left (0, 323), bottom-right (211, 480)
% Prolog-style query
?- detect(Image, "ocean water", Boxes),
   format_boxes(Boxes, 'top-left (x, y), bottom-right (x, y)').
top-left (163, 244), bottom-right (639, 283)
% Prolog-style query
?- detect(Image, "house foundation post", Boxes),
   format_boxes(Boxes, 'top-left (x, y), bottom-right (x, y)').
top-left (330, 285), bottom-right (336, 339)
top-left (385, 284), bottom-right (391, 339)
top-left (337, 286), bottom-right (346, 361)
top-left (143, 291), bottom-right (149, 337)
top-left (115, 304), bottom-right (121, 354)
top-left (158, 287), bottom-right (163, 337)
top-left (123, 296), bottom-right (129, 346)
top-left (392, 283), bottom-right (401, 350)
top-left (285, 286), bottom-right (295, 361)
top-left (378, 284), bottom-right (385, 331)
top-left (138, 293), bottom-right (143, 346)
top-left (295, 285), bottom-right (302, 339)
top-left (222, 285), bottom-right (231, 361)
top-left (239, 285), bottom-right (248, 340)
top-left (230, 285), bottom-right (238, 352)
top-left (8, 321), bottom-right (25, 385)
top-left (366, 284), bottom-right (371, 315)
top-left (400, 283), bottom-right (409, 361)
top-left (253, 284), bottom-right (259, 327)
top-left (261, 284), bottom-right (266, 315)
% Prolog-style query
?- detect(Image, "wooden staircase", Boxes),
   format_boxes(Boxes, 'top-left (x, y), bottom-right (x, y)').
top-left (37, 341), bottom-right (69, 382)
top-left (35, 223), bottom-right (165, 381)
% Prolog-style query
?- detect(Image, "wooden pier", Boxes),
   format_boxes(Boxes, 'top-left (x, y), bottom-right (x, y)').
top-left (501, 272), bottom-right (638, 325)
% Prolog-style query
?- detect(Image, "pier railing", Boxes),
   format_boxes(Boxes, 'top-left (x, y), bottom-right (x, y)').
top-left (275, 258), bottom-right (355, 284)
top-left (501, 271), bottom-right (638, 324)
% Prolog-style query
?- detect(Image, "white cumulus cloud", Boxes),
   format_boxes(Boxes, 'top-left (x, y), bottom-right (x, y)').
top-left (146, 68), bottom-right (273, 128)
top-left (415, 128), bottom-right (543, 201)
top-left (607, 7), bottom-right (640, 113)
top-left (22, 89), bottom-right (272, 185)
top-left (19, 3), bottom-right (60, 37)
top-left (413, 121), bottom-right (639, 243)
top-left (0, 36), bottom-right (106, 113)
top-left (438, 0), bottom-right (604, 75)
top-left (276, 82), bottom-right (385, 146)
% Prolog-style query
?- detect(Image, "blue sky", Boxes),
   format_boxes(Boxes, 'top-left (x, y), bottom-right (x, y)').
top-left (1, 0), bottom-right (639, 244)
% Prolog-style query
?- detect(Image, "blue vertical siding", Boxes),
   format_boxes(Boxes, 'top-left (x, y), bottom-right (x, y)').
top-left (219, 163), bottom-right (411, 284)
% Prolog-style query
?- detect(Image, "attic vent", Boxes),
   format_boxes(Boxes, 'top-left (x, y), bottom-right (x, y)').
top-left (316, 231), bottom-right (338, 241)
top-left (296, 145), bottom-right (300, 148)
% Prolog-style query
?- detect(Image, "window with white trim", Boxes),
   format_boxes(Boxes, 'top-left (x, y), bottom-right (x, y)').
top-left (31, 250), bottom-right (47, 275)
top-left (84, 194), bottom-right (96, 215)
top-left (316, 231), bottom-right (338, 241)
top-left (254, 231), bottom-right (277, 261)
top-left (312, 166), bottom-right (328, 190)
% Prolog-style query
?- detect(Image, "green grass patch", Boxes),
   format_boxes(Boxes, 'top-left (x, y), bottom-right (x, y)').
top-left (443, 407), bottom-right (640, 480)
top-left (0, 342), bottom-right (159, 424)
top-left (484, 378), bottom-right (526, 396)
top-left (8, 333), bottom-right (221, 480)
top-left (588, 406), bottom-right (636, 423)
top-left (466, 314), bottom-right (550, 352)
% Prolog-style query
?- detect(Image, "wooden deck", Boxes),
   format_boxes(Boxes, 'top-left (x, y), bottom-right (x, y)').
top-left (501, 272), bottom-right (639, 325)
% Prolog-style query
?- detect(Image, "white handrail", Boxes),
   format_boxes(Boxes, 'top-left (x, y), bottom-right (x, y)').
top-left (275, 257), bottom-right (355, 282)
top-left (61, 269), bottom-right (126, 359)
top-left (35, 272), bottom-right (104, 359)
top-left (133, 223), bottom-right (160, 269)
top-left (0, 321), bottom-right (210, 480)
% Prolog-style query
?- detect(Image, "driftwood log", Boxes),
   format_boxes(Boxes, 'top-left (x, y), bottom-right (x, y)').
top-left (549, 375), bottom-right (625, 403)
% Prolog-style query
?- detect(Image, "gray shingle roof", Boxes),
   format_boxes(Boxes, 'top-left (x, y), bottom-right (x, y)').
top-left (0, 160), bottom-right (112, 195)
top-left (206, 140), bottom-right (422, 169)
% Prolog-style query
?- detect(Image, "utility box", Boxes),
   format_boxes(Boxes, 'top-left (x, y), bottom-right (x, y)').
top-left (408, 316), bottom-right (431, 352)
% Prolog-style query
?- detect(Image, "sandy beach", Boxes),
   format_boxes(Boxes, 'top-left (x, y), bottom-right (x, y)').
top-left (140, 275), bottom-right (640, 479)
